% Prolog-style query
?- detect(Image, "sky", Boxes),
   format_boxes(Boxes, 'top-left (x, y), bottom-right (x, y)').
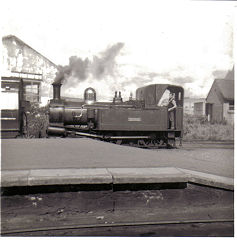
top-left (1, 0), bottom-right (235, 100)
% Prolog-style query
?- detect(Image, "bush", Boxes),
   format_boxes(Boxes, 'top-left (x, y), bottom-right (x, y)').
top-left (24, 103), bottom-right (49, 138)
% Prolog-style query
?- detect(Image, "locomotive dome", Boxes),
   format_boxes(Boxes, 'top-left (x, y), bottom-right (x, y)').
top-left (84, 87), bottom-right (96, 104)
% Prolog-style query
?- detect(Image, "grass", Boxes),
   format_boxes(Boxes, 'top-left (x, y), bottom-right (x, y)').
top-left (183, 114), bottom-right (234, 141)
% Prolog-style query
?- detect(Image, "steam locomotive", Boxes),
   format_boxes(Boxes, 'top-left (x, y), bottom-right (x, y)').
top-left (47, 83), bottom-right (184, 148)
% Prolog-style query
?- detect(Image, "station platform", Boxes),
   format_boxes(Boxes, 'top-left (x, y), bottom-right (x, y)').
top-left (1, 138), bottom-right (234, 190)
top-left (2, 167), bottom-right (233, 190)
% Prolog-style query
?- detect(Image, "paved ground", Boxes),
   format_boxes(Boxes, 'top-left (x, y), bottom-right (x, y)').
top-left (1, 138), bottom-right (234, 237)
top-left (1, 138), bottom-right (234, 178)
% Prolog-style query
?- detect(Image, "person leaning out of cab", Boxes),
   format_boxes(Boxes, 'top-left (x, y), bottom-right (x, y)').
top-left (168, 92), bottom-right (177, 129)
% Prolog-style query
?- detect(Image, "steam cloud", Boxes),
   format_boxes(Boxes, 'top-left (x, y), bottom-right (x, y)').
top-left (54, 42), bottom-right (124, 84)
top-left (53, 42), bottom-right (234, 100)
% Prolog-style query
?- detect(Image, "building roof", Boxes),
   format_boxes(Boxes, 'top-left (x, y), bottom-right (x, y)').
top-left (216, 79), bottom-right (234, 100)
top-left (225, 66), bottom-right (234, 80)
top-left (2, 35), bottom-right (58, 68)
top-left (207, 79), bottom-right (234, 102)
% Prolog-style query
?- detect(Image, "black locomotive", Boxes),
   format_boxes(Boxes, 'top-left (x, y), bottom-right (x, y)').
top-left (47, 82), bottom-right (184, 148)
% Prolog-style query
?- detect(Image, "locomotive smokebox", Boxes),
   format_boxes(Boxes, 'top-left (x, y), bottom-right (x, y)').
top-left (52, 82), bottom-right (62, 100)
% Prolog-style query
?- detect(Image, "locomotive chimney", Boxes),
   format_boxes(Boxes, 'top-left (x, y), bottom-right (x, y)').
top-left (52, 82), bottom-right (62, 100)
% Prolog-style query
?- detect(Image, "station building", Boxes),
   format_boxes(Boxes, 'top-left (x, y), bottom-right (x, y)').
top-left (2, 35), bottom-right (58, 104)
top-left (1, 35), bottom-right (58, 137)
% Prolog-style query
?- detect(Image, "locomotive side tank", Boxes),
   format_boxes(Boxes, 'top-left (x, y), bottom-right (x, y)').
top-left (47, 82), bottom-right (184, 148)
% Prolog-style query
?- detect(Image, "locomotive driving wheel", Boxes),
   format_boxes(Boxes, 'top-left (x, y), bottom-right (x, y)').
top-left (137, 140), bottom-right (146, 147)
top-left (115, 139), bottom-right (123, 145)
top-left (167, 138), bottom-right (176, 149)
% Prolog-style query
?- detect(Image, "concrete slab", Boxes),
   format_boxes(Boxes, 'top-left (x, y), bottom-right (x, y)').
top-left (179, 168), bottom-right (234, 191)
top-left (1, 167), bottom-right (234, 191)
top-left (28, 168), bottom-right (112, 186)
top-left (107, 167), bottom-right (188, 184)
top-left (1, 170), bottom-right (29, 187)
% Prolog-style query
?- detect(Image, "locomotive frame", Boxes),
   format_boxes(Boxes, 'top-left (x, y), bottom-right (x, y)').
top-left (47, 83), bottom-right (184, 148)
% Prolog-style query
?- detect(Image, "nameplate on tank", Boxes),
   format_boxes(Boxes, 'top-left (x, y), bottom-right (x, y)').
top-left (128, 117), bottom-right (141, 122)
top-left (0, 117), bottom-right (17, 120)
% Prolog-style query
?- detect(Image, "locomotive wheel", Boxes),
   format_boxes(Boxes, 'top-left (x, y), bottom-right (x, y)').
top-left (159, 139), bottom-right (164, 146)
top-left (116, 140), bottom-right (122, 145)
top-left (167, 138), bottom-right (176, 149)
top-left (137, 140), bottom-right (146, 147)
top-left (129, 140), bottom-right (135, 147)
top-left (148, 140), bottom-right (158, 148)
top-left (153, 140), bottom-right (160, 147)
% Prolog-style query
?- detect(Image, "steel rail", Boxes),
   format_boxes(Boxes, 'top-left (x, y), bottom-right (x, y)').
top-left (1, 218), bottom-right (233, 235)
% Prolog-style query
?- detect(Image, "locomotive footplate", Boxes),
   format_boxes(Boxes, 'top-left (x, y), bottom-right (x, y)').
top-left (167, 131), bottom-right (175, 138)
top-left (166, 131), bottom-right (177, 148)
top-left (47, 125), bottom-right (178, 149)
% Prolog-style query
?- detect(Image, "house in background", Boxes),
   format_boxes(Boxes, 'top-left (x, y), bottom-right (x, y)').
top-left (184, 97), bottom-right (205, 115)
top-left (194, 99), bottom-right (206, 116)
top-left (184, 97), bottom-right (197, 114)
top-left (205, 67), bottom-right (234, 124)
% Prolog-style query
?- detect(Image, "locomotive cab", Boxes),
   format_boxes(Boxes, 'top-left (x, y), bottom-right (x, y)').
top-left (136, 84), bottom-right (183, 124)
top-left (136, 84), bottom-right (184, 108)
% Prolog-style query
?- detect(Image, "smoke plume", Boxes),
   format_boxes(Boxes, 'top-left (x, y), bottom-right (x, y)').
top-left (54, 42), bottom-right (124, 85)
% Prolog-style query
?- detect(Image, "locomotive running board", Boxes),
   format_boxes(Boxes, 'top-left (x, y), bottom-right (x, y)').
top-left (47, 126), bottom-right (151, 140)
top-left (108, 136), bottom-right (150, 140)
top-left (47, 126), bottom-right (105, 139)
top-left (73, 131), bottom-right (104, 139)
top-left (74, 132), bottom-right (150, 140)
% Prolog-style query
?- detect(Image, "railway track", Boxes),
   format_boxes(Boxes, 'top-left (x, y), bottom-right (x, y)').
top-left (2, 218), bottom-right (234, 236)
top-left (1, 180), bottom-right (233, 237)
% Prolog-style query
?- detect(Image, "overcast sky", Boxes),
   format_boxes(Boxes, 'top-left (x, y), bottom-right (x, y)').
top-left (1, 0), bottom-right (235, 100)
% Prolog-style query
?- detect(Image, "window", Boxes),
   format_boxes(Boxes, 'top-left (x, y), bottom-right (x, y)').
top-left (23, 82), bottom-right (40, 102)
top-left (228, 100), bottom-right (234, 111)
top-left (178, 92), bottom-right (181, 101)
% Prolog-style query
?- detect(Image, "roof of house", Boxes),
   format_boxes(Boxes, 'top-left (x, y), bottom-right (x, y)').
top-left (214, 79), bottom-right (234, 101)
top-left (206, 65), bottom-right (234, 103)
top-left (2, 35), bottom-right (58, 68)
top-left (225, 66), bottom-right (234, 80)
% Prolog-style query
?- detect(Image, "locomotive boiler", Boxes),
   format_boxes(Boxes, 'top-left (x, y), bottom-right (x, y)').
top-left (47, 82), bottom-right (184, 148)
